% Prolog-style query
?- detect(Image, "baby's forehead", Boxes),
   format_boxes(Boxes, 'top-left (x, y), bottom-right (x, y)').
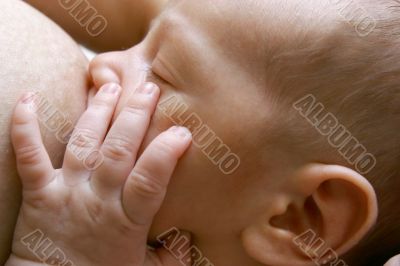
top-left (157, 1), bottom-right (266, 73)
top-left (165, 0), bottom-right (335, 66)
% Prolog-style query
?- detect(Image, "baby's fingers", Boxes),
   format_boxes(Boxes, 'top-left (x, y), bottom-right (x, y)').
top-left (63, 83), bottom-right (121, 184)
top-left (122, 126), bottom-right (191, 231)
top-left (11, 93), bottom-right (54, 190)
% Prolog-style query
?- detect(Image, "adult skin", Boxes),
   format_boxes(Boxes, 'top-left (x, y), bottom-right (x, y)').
top-left (0, 1), bottom-right (88, 264)
top-left (25, 0), bottom-right (168, 52)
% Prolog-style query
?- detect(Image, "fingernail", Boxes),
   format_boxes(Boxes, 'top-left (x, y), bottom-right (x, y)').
top-left (137, 82), bottom-right (156, 95)
top-left (170, 126), bottom-right (192, 139)
top-left (20, 92), bottom-right (35, 104)
top-left (102, 83), bottom-right (120, 94)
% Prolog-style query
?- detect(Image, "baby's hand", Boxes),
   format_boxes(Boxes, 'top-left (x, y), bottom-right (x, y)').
top-left (6, 83), bottom-right (192, 266)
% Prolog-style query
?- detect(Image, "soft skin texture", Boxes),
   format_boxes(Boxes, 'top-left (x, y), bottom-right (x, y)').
top-left (90, 0), bottom-right (379, 265)
top-left (0, 0), bottom-right (88, 264)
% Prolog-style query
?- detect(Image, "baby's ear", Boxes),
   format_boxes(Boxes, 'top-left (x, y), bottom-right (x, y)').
top-left (241, 163), bottom-right (378, 266)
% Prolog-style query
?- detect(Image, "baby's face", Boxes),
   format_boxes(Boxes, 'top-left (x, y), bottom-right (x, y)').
top-left (90, 0), bottom-right (294, 253)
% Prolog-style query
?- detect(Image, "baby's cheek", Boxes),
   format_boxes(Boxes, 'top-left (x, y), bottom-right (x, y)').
top-left (138, 108), bottom-right (176, 155)
top-left (155, 94), bottom-right (199, 132)
top-left (156, 94), bottom-right (241, 174)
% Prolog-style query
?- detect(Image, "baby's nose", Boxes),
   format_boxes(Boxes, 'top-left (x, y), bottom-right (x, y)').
top-left (89, 52), bottom-right (122, 88)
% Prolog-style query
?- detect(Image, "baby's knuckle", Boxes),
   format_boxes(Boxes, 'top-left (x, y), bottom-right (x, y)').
top-left (25, 192), bottom-right (49, 209)
top-left (154, 139), bottom-right (176, 156)
top-left (91, 96), bottom-right (114, 108)
top-left (69, 129), bottom-right (100, 149)
top-left (115, 219), bottom-right (134, 235)
top-left (129, 171), bottom-right (165, 198)
top-left (124, 97), bottom-right (152, 115)
top-left (85, 200), bottom-right (104, 224)
top-left (122, 105), bottom-right (148, 117)
top-left (16, 144), bottom-right (42, 165)
top-left (102, 135), bottom-right (135, 161)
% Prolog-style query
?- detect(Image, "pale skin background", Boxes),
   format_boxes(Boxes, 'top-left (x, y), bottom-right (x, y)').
top-left (0, 1), bottom-right (88, 264)
top-left (1, 0), bottom-right (399, 265)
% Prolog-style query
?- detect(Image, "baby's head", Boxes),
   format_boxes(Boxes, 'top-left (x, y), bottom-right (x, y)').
top-left (90, 0), bottom-right (400, 264)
